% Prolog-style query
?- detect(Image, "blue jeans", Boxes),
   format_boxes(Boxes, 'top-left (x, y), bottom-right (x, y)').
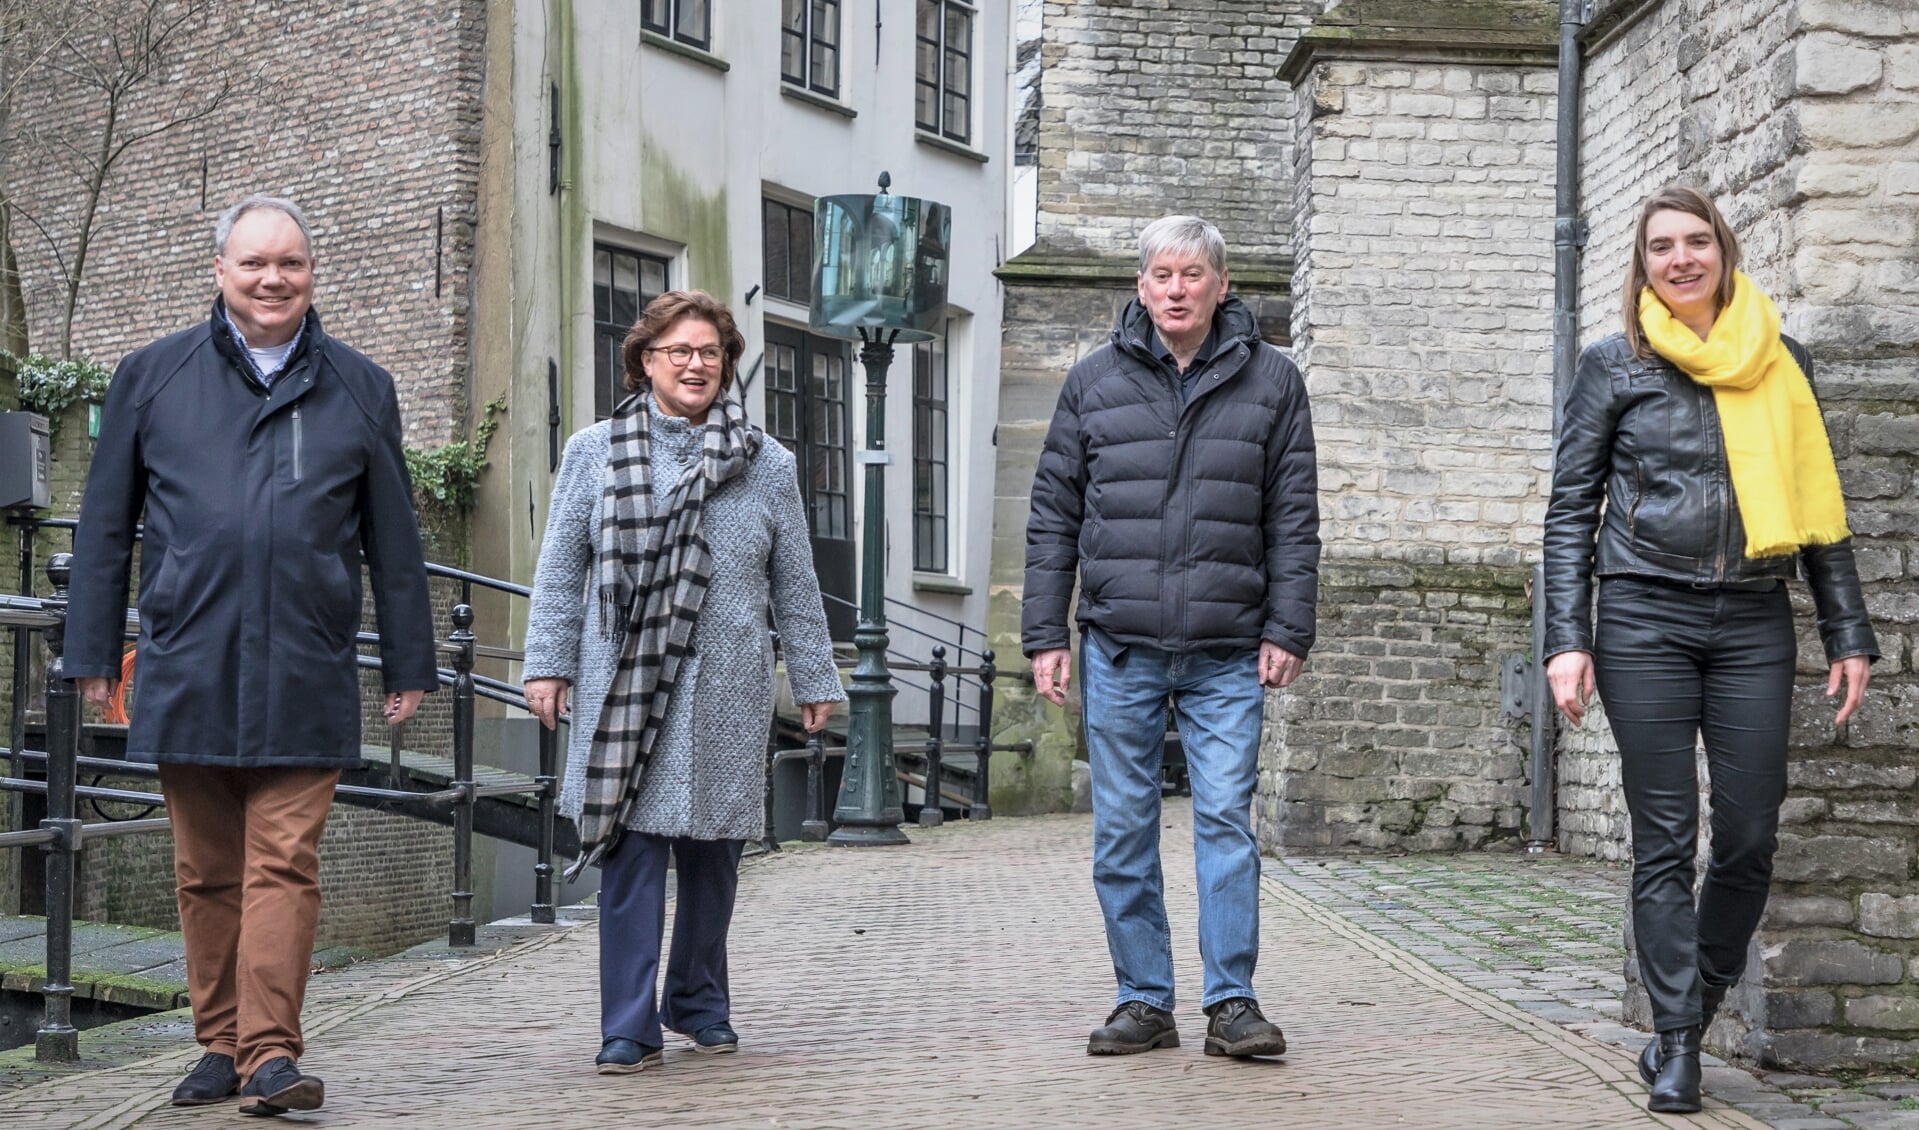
top-left (1081, 631), bottom-right (1265, 1011)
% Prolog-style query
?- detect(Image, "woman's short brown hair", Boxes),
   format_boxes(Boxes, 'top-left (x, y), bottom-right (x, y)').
top-left (621, 289), bottom-right (747, 394)
top-left (1621, 183), bottom-right (1743, 359)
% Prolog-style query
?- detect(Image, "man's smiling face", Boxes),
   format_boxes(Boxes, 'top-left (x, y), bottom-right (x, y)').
top-left (215, 208), bottom-right (313, 348)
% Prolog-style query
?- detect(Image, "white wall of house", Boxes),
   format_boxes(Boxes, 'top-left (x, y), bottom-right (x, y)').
top-left (488, 0), bottom-right (1010, 723)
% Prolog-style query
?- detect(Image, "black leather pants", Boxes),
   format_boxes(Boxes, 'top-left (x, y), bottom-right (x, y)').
top-left (1594, 577), bottom-right (1796, 1032)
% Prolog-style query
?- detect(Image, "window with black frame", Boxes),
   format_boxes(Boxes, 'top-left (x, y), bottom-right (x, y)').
top-left (764, 323), bottom-right (856, 639)
top-left (643, 0), bottom-right (710, 51)
top-left (780, 0), bottom-right (840, 98)
top-left (761, 197), bottom-right (815, 304)
top-left (915, 0), bottom-right (973, 145)
top-left (912, 331), bottom-right (950, 574)
top-left (592, 244), bottom-right (670, 421)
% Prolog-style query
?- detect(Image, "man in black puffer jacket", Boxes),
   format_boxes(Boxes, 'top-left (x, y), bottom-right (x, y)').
top-left (1023, 215), bottom-right (1319, 1060)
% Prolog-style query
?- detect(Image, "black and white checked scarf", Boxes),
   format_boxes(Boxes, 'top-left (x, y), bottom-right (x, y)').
top-left (565, 391), bottom-right (761, 880)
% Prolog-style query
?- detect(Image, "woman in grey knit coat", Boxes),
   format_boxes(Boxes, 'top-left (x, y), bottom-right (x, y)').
top-left (522, 290), bottom-right (845, 1074)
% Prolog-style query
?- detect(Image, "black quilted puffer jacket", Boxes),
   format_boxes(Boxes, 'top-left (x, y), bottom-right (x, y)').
top-left (1022, 295), bottom-right (1320, 658)
top-left (1543, 332), bottom-right (1878, 664)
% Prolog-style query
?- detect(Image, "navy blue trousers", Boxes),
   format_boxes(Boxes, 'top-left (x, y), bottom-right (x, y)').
top-left (599, 832), bottom-right (744, 1048)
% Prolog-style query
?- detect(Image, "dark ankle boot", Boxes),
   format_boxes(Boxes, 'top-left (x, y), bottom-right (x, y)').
top-left (1641, 982), bottom-right (1730, 1085)
top-left (1648, 1026), bottom-right (1702, 1113)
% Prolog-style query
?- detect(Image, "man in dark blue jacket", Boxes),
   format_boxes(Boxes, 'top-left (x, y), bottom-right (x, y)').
top-left (1024, 215), bottom-right (1319, 1060)
top-left (66, 195), bottom-right (437, 1115)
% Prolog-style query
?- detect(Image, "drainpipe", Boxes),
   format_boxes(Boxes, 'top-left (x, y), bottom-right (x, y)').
top-left (1530, 0), bottom-right (1590, 853)
top-left (553, 0), bottom-right (580, 431)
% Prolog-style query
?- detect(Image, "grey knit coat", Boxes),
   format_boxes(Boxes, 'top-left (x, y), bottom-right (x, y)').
top-left (524, 404), bottom-right (846, 841)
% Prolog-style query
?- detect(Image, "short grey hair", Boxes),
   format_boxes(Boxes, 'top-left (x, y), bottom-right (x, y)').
top-left (214, 194), bottom-right (314, 257)
top-left (1137, 215), bottom-right (1226, 276)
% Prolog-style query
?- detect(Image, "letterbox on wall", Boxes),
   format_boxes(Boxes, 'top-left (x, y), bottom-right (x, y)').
top-left (0, 411), bottom-right (52, 510)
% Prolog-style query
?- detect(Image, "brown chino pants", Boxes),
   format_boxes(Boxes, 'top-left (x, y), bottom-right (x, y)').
top-left (157, 764), bottom-right (338, 1078)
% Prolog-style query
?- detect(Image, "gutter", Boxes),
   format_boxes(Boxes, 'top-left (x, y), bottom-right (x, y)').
top-left (1529, 0), bottom-right (1591, 853)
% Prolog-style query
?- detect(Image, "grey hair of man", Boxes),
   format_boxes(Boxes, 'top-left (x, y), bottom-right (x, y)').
top-left (1137, 215), bottom-right (1227, 276)
top-left (214, 194), bottom-right (315, 258)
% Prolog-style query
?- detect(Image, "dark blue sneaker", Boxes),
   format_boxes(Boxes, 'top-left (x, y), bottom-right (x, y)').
top-left (596, 1037), bottom-right (665, 1074)
top-left (236, 1057), bottom-right (323, 1116)
top-left (691, 1022), bottom-right (738, 1055)
top-left (170, 1051), bottom-right (240, 1106)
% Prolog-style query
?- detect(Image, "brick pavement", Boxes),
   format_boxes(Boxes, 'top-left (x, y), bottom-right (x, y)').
top-left (0, 807), bottom-right (1796, 1129)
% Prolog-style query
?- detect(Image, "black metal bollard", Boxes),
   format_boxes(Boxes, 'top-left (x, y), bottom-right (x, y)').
top-left (920, 647), bottom-right (946, 828)
top-left (36, 553), bottom-right (80, 1063)
top-left (531, 721), bottom-right (557, 924)
top-left (970, 650), bottom-right (995, 821)
top-left (448, 604), bottom-right (476, 947)
top-left (800, 733), bottom-right (828, 842)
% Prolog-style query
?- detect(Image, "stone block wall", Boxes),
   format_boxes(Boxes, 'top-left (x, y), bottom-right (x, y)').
top-left (993, 1), bottom-right (1317, 812)
top-left (1263, 563), bottom-right (1532, 850)
top-left (1568, 0), bottom-right (1919, 1071)
top-left (1036, 0), bottom-right (1320, 259)
top-left (1268, 4), bottom-right (1559, 851)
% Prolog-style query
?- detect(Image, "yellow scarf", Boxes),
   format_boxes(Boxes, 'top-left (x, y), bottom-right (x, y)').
top-left (1638, 271), bottom-right (1849, 558)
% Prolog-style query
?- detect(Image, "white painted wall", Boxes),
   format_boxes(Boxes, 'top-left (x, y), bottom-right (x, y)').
top-left (501, 0), bottom-right (1012, 717)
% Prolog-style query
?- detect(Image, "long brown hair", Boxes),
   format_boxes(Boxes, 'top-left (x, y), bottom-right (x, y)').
top-left (621, 289), bottom-right (746, 394)
top-left (1621, 183), bottom-right (1742, 359)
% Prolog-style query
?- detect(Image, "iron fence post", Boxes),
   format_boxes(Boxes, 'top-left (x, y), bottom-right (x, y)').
top-left (531, 722), bottom-right (557, 924)
top-left (800, 733), bottom-right (827, 841)
top-left (971, 650), bottom-right (995, 821)
top-left (920, 647), bottom-right (946, 827)
top-left (9, 515), bottom-right (37, 780)
top-left (36, 553), bottom-right (79, 1063)
top-left (448, 604), bottom-right (477, 947)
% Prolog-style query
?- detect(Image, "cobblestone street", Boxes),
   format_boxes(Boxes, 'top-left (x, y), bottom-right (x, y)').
top-left (0, 806), bottom-right (1894, 1129)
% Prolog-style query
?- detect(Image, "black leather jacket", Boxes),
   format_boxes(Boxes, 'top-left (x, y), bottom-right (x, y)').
top-left (1544, 332), bottom-right (1878, 663)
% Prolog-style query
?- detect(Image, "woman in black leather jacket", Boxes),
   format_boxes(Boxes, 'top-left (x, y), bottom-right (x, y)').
top-left (1543, 184), bottom-right (1876, 1114)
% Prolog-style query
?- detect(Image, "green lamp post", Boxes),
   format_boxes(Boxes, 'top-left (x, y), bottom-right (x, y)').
top-left (810, 173), bottom-right (952, 846)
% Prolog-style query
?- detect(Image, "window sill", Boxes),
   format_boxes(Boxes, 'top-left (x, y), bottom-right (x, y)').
top-left (915, 130), bottom-right (988, 164)
top-left (782, 83), bottom-right (856, 119)
top-left (640, 29), bottom-right (729, 73)
top-left (911, 575), bottom-right (972, 596)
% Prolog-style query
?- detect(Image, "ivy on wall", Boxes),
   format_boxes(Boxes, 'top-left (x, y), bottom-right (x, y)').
top-left (4, 352), bottom-right (112, 442)
top-left (405, 396), bottom-right (506, 520)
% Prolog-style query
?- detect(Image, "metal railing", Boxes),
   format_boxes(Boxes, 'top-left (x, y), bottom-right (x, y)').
top-left (763, 640), bottom-right (1034, 846)
top-left (0, 553), bottom-right (556, 1063)
top-left (1, 514), bottom-right (1021, 1065)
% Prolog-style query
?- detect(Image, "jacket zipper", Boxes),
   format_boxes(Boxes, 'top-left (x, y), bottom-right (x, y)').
top-left (292, 404), bottom-right (304, 482)
top-left (1628, 465), bottom-right (1641, 542)
top-left (1706, 386), bottom-right (1728, 582)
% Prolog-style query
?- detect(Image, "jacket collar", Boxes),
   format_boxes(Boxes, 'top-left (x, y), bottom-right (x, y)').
top-left (1114, 293), bottom-right (1259, 365)
top-left (208, 297), bottom-right (323, 385)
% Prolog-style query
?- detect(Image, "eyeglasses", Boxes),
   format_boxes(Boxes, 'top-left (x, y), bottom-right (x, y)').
top-left (646, 344), bottom-right (724, 367)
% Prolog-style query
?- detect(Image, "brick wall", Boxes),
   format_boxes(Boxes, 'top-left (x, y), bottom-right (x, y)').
top-left (1269, 23), bottom-right (1558, 851)
top-left (1, 0), bottom-right (484, 448)
top-left (0, 0), bottom-right (490, 951)
top-left (73, 804), bottom-right (455, 956)
top-left (1036, 0), bottom-right (1318, 259)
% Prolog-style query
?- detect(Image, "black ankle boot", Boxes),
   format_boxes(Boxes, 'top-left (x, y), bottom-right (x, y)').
top-left (1640, 982), bottom-right (1730, 1086)
top-left (1648, 1026), bottom-right (1702, 1113)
